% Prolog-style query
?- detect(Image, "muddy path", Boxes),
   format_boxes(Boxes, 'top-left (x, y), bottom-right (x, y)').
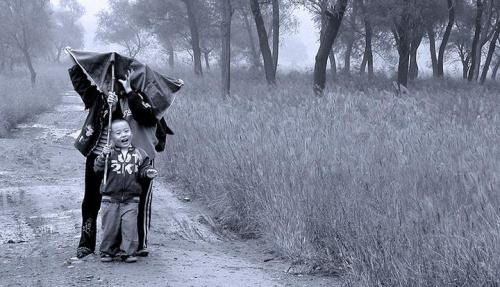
top-left (0, 91), bottom-right (339, 287)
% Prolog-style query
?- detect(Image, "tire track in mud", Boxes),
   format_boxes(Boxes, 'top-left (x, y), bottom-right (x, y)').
top-left (0, 91), bottom-right (339, 287)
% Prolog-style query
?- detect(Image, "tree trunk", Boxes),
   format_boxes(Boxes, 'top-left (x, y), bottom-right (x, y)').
top-left (272, 0), bottom-right (279, 74)
top-left (9, 58), bottom-right (14, 72)
top-left (468, 0), bottom-right (483, 81)
top-left (183, 0), bottom-right (203, 76)
top-left (221, 0), bottom-right (231, 97)
top-left (204, 51), bottom-right (211, 70)
top-left (427, 28), bottom-right (438, 77)
top-left (56, 47), bottom-right (62, 63)
top-left (344, 40), bottom-right (353, 74)
top-left (313, 0), bottom-right (349, 95)
top-left (21, 48), bottom-right (36, 86)
top-left (167, 43), bottom-right (175, 68)
top-left (250, 0), bottom-right (276, 85)
top-left (329, 49), bottom-right (337, 80)
top-left (359, 18), bottom-right (373, 77)
top-left (409, 29), bottom-right (423, 81)
top-left (462, 54), bottom-right (471, 79)
top-left (343, 1), bottom-right (357, 75)
top-left (242, 7), bottom-right (261, 70)
top-left (438, 0), bottom-right (455, 78)
top-left (491, 56), bottom-right (500, 80)
top-left (480, 21), bottom-right (500, 84)
top-left (474, 0), bottom-right (494, 80)
top-left (395, 3), bottom-right (411, 88)
top-left (365, 23), bottom-right (373, 77)
top-left (360, 52), bottom-right (367, 74)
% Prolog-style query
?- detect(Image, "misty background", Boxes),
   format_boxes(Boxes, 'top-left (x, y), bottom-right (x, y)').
top-left (2, 0), bottom-right (500, 286)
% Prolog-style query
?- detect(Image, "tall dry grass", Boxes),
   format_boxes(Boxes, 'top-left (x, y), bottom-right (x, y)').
top-left (0, 64), bottom-right (67, 136)
top-left (161, 69), bottom-right (500, 286)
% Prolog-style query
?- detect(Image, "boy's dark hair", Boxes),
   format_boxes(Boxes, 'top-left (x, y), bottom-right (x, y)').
top-left (111, 119), bottom-right (130, 130)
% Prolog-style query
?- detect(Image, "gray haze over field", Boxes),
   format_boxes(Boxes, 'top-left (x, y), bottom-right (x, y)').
top-left (69, 0), bottom-right (320, 70)
top-left (62, 0), bottom-right (455, 75)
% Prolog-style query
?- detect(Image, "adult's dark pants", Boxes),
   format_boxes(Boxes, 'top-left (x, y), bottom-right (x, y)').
top-left (138, 159), bottom-right (154, 251)
top-left (78, 152), bottom-right (102, 252)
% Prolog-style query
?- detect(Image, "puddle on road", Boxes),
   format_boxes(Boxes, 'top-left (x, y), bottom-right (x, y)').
top-left (12, 95), bottom-right (84, 142)
top-left (68, 129), bottom-right (81, 139)
top-left (0, 184), bottom-right (82, 244)
top-left (0, 210), bottom-right (79, 244)
top-left (17, 123), bottom-right (79, 141)
top-left (0, 170), bottom-right (12, 176)
top-left (62, 94), bottom-right (80, 103)
top-left (0, 214), bottom-right (35, 243)
top-left (17, 123), bottom-right (54, 129)
top-left (55, 104), bottom-right (84, 112)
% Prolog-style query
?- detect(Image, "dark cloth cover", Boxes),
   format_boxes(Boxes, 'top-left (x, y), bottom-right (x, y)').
top-left (67, 49), bottom-right (183, 120)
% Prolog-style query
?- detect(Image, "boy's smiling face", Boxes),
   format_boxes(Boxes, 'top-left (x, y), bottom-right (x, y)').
top-left (111, 120), bottom-right (132, 148)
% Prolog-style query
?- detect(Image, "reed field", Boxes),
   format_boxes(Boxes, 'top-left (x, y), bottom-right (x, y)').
top-left (161, 70), bottom-right (500, 286)
top-left (0, 64), bottom-right (67, 136)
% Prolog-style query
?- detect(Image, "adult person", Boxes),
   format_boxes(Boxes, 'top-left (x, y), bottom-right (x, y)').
top-left (69, 64), bottom-right (165, 258)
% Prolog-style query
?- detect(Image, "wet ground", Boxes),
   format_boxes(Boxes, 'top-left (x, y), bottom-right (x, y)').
top-left (0, 91), bottom-right (340, 286)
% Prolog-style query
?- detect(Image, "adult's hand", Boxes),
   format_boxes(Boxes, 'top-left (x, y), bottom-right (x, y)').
top-left (118, 70), bottom-right (133, 94)
top-left (107, 91), bottom-right (118, 107)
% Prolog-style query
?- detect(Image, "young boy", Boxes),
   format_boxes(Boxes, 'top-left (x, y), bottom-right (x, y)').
top-left (94, 119), bottom-right (158, 263)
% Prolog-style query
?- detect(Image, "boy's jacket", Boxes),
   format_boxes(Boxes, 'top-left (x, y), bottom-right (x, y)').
top-left (94, 146), bottom-right (151, 202)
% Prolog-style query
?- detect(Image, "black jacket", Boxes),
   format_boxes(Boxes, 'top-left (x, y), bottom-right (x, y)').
top-left (68, 65), bottom-right (173, 156)
top-left (94, 146), bottom-right (151, 202)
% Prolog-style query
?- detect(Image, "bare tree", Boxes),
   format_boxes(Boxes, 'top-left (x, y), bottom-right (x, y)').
top-left (240, 6), bottom-right (262, 70)
top-left (51, 0), bottom-right (85, 62)
top-left (0, 0), bottom-right (52, 85)
top-left (468, 0), bottom-right (484, 81)
top-left (313, 0), bottom-right (349, 95)
top-left (438, 0), bottom-right (456, 78)
top-left (408, 23), bottom-right (424, 81)
top-left (250, 0), bottom-right (276, 85)
top-left (480, 17), bottom-right (500, 83)
top-left (272, 0), bottom-right (280, 73)
top-left (96, 0), bottom-right (152, 58)
top-left (341, 0), bottom-right (359, 75)
top-left (221, 0), bottom-right (233, 97)
top-left (392, 0), bottom-right (412, 87)
top-left (358, 0), bottom-right (373, 78)
top-left (183, 0), bottom-right (203, 75)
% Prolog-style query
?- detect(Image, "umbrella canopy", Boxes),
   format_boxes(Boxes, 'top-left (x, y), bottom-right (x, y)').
top-left (67, 49), bottom-right (183, 119)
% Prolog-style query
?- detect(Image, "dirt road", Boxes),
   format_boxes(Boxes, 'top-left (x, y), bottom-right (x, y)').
top-left (0, 91), bottom-right (339, 287)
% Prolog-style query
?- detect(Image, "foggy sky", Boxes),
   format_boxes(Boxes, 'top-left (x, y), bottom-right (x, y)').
top-left (71, 0), bottom-right (320, 69)
top-left (68, 0), bottom-right (450, 75)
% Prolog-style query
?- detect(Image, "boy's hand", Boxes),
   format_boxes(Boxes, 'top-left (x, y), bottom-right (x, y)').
top-left (102, 145), bottom-right (112, 157)
top-left (145, 168), bottom-right (158, 179)
top-left (118, 70), bottom-right (133, 94)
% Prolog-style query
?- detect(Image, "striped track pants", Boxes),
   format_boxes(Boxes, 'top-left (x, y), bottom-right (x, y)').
top-left (138, 159), bottom-right (154, 250)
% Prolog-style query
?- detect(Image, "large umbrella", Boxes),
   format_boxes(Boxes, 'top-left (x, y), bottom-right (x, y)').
top-left (66, 48), bottom-right (183, 184)
top-left (66, 48), bottom-right (183, 119)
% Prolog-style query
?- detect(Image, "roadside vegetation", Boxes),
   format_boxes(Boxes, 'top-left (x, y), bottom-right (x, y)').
top-left (162, 70), bottom-right (500, 286)
top-left (0, 64), bottom-right (67, 136)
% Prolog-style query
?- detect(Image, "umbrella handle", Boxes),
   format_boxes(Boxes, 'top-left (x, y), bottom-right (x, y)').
top-left (103, 61), bottom-right (115, 186)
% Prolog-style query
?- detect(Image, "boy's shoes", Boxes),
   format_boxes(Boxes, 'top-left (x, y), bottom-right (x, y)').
top-left (100, 254), bottom-right (114, 263)
top-left (124, 256), bottom-right (137, 263)
top-left (76, 247), bottom-right (93, 259)
top-left (135, 248), bottom-right (149, 257)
